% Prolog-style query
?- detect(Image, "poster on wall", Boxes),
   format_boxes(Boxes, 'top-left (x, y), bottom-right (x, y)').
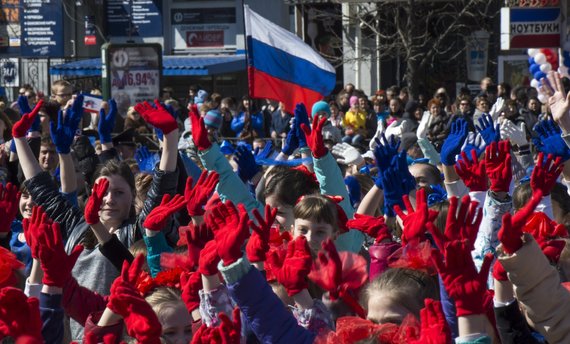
top-left (106, 0), bottom-right (163, 38)
top-left (20, 0), bottom-right (64, 57)
top-left (102, 44), bottom-right (162, 116)
top-left (171, 7), bottom-right (237, 51)
top-left (0, 0), bottom-right (20, 55)
top-left (1, 58), bottom-right (19, 86)
top-left (498, 55), bottom-right (530, 86)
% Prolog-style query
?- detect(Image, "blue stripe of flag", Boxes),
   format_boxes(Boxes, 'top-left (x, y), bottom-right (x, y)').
top-left (247, 37), bottom-right (335, 96)
top-left (510, 8), bottom-right (560, 22)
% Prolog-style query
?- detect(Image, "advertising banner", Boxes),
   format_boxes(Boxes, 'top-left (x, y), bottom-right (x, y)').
top-left (171, 7), bottom-right (237, 50)
top-left (20, 0), bottom-right (64, 57)
top-left (106, 0), bottom-right (163, 38)
top-left (501, 7), bottom-right (561, 50)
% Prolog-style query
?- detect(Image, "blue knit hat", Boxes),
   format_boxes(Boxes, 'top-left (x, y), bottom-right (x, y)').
top-left (311, 101), bottom-right (331, 118)
top-left (204, 110), bottom-right (222, 129)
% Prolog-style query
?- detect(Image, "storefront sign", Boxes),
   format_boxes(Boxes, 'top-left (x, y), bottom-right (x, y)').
top-left (106, 0), bottom-right (163, 38)
top-left (21, 0), bottom-right (63, 57)
top-left (501, 7), bottom-right (561, 50)
top-left (171, 7), bottom-right (236, 51)
top-left (102, 44), bottom-right (162, 116)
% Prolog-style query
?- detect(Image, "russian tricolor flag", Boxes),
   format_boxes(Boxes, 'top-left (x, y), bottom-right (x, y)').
top-left (244, 6), bottom-right (336, 112)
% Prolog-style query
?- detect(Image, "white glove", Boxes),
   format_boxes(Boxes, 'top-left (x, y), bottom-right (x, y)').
top-left (332, 142), bottom-right (364, 166)
top-left (460, 132), bottom-right (486, 153)
top-left (385, 120), bottom-right (403, 140)
top-left (369, 120), bottom-right (386, 150)
top-left (500, 120), bottom-right (528, 147)
top-left (416, 111), bottom-right (431, 139)
top-left (489, 97), bottom-right (505, 121)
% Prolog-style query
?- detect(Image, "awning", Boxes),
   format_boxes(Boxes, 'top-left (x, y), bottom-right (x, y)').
top-left (49, 55), bottom-right (246, 77)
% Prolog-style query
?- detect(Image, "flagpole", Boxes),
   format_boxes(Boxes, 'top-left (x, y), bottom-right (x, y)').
top-left (241, 0), bottom-right (251, 98)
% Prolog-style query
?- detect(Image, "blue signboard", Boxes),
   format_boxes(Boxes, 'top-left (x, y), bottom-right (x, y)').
top-left (106, 0), bottom-right (163, 38)
top-left (20, 0), bottom-right (64, 57)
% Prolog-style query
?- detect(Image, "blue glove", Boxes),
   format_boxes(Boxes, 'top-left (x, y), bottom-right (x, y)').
top-left (461, 132), bottom-right (486, 162)
top-left (533, 120), bottom-right (570, 161)
top-left (344, 176), bottom-right (361, 207)
top-left (17, 95), bottom-right (32, 115)
top-left (475, 114), bottom-right (500, 145)
top-left (98, 99), bottom-right (117, 144)
top-left (50, 95), bottom-right (83, 154)
top-left (440, 118), bottom-right (468, 166)
top-left (153, 102), bottom-right (177, 141)
top-left (381, 167), bottom-right (405, 217)
top-left (234, 145), bottom-right (261, 182)
top-left (254, 141), bottom-right (273, 162)
top-left (373, 133), bottom-right (400, 173)
top-left (282, 118), bottom-right (299, 155)
top-left (394, 151), bottom-right (416, 194)
top-left (295, 103), bottom-right (311, 148)
top-left (135, 145), bottom-right (160, 173)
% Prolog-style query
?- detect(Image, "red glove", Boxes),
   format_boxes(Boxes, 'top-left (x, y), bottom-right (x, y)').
top-left (84, 178), bottom-right (109, 225)
top-left (218, 307), bottom-right (241, 344)
top-left (37, 222), bottom-right (84, 287)
top-left (198, 240), bottom-right (221, 276)
top-left (180, 271), bottom-right (202, 313)
top-left (134, 100), bottom-right (178, 135)
top-left (84, 332), bottom-right (119, 344)
top-left (346, 214), bottom-right (391, 243)
top-left (184, 222), bottom-right (214, 269)
top-left (428, 195), bottom-right (481, 251)
top-left (432, 239), bottom-right (494, 316)
top-left (184, 171), bottom-right (219, 216)
top-left (209, 201), bottom-right (250, 266)
top-left (538, 238), bottom-right (566, 263)
top-left (12, 100), bottom-right (44, 138)
top-left (531, 152), bottom-right (563, 196)
top-left (394, 188), bottom-right (438, 244)
top-left (492, 260), bottom-right (508, 281)
top-left (300, 114), bottom-right (328, 159)
top-left (246, 205), bottom-right (277, 262)
top-left (22, 206), bottom-right (50, 260)
top-left (407, 298), bottom-right (452, 344)
top-left (498, 190), bottom-right (543, 254)
top-left (455, 149), bottom-right (488, 192)
top-left (0, 287), bottom-right (42, 343)
top-left (143, 194), bottom-right (186, 232)
top-left (485, 140), bottom-right (512, 193)
top-left (189, 104), bottom-right (211, 151)
top-left (267, 236), bottom-right (312, 297)
top-left (0, 183), bottom-right (19, 234)
top-left (108, 255), bottom-right (162, 344)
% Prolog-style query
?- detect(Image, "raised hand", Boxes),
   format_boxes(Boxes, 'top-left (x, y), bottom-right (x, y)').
top-left (12, 100), bottom-right (44, 138)
top-left (107, 255), bottom-right (162, 343)
top-left (267, 236), bottom-right (312, 296)
top-left (197, 240), bottom-right (221, 276)
top-left (461, 132), bottom-right (487, 162)
top-left (294, 103), bottom-right (311, 149)
top-left (0, 287), bottom-right (42, 342)
top-left (209, 201), bottom-right (250, 266)
top-left (184, 171), bottom-right (219, 217)
top-left (135, 145), bottom-right (159, 173)
top-left (281, 118), bottom-right (299, 155)
top-left (143, 194), bottom-right (186, 232)
top-left (476, 114), bottom-right (500, 145)
top-left (17, 94), bottom-right (32, 115)
top-left (531, 152), bottom-right (563, 196)
top-left (184, 222), bottom-right (214, 269)
top-left (98, 99), bottom-right (117, 144)
top-left (23, 206), bottom-right (50, 259)
top-left (37, 221), bottom-right (84, 287)
top-left (500, 120), bottom-right (528, 147)
top-left (332, 142), bottom-right (364, 166)
top-left (440, 118), bottom-right (468, 166)
top-left (485, 140), bottom-right (512, 193)
top-left (346, 214), bottom-right (391, 243)
top-left (51, 96), bottom-right (83, 154)
top-left (246, 204), bottom-right (277, 262)
top-left (380, 167), bottom-right (405, 217)
top-left (180, 271), bottom-right (202, 313)
top-left (0, 183), bottom-right (20, 235)
top-left (234, 145), bottom-right (261, 182)
top-left (407, 298), bottom-right (452, 344)
top-left (84, 178), bottom-right (109, 225)
top-left (134, 99), bottom-right (178, 135)
top-left (541, 71), bottom-right (570, 128)
top-left (455, 149), bottom-right (488, 192)
top-left (372, 133), bottom-right (400, 173)
top-left (532, 120), bottom-right (570, 161)
top-left (253, 141), bottom-right (273, 162)
top-left (498, 189), bottom-right (543, 254)
top-left (428, 195), bottom-right (481, 251)
top-left (300, 114), bottom-right (328, 159)
top-left (189, 104), bottom-right (211, 151)
top-left (394, 188), bottom-right (437, 244)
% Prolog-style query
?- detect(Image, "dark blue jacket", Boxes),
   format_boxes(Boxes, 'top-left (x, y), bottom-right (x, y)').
top-left (40, 292), bottom-right (64, 344)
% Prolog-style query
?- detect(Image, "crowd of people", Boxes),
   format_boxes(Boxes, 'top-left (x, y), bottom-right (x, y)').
top-left (0, 70), bottom-right (570, 344)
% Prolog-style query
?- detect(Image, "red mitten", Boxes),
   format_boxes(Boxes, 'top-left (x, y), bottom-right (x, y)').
top-left (246, 205), bottom-right (277, 262)
top-left (408, 298), bottom-right (452, 344)
top-left (134, 100), bottom-right (178, 135)
top-left (455, 149), bottom-right (488, 192)
top-left (492, 260), bottom-right (508, 281)
top-left (531, 152), bottom-right (563, 196)
top-left (184, 222), bottom-right (214, 269)
top-left (0, 287), bottom-right (42, 343)
top-left (12, 100), bottom-right (44, 138)
top-left (209, 201), bottom-right (250, 266)
top-left (0, 183), bottom-right (19, 234)
top-left (428, 195), bottom-right (481, 251)
top-left (432, 240), bottom-right (493, 316)
top-left (84, 178), bottom-right (109, 225)
top-left (184, 171), bottom-right (219, 216)
top-left (108, 255), bottom-right (162, 344)
top-left (300, 114), bottom-right (328, 159)
top-left (197, 240), bottom-right (221, 276)
top-left (218, 308), bottom-right (241, 344)
top-left (498, 190), bottom-right (543, 254)
top-left (268, 236), bottom-right (312, 296)
top-left (22, 206), bottom-right (50, 259)
top-left (394, 188), bottom-right (437, 244)
top-left (143, 194), bottom-right (186, 232)
top-left (37, 222), bottom-right (84, 287)
top-left (189, 104), bottom-right (211, 151)
top-left (180, 271), bottom-right (202, 313)
top-left (346, 213), bottom-right (391, 243)
top-left (485, 140), bottom-right (512, 193)
top-left (538, 238), bottom-right (566, 263)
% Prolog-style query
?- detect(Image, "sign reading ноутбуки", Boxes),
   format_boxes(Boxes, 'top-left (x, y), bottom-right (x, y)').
top-left (501, 7), bottom-right (561, 50)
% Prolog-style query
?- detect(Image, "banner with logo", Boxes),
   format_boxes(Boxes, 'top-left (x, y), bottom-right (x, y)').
top-left (171, 7), bottom-right (237, 51)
